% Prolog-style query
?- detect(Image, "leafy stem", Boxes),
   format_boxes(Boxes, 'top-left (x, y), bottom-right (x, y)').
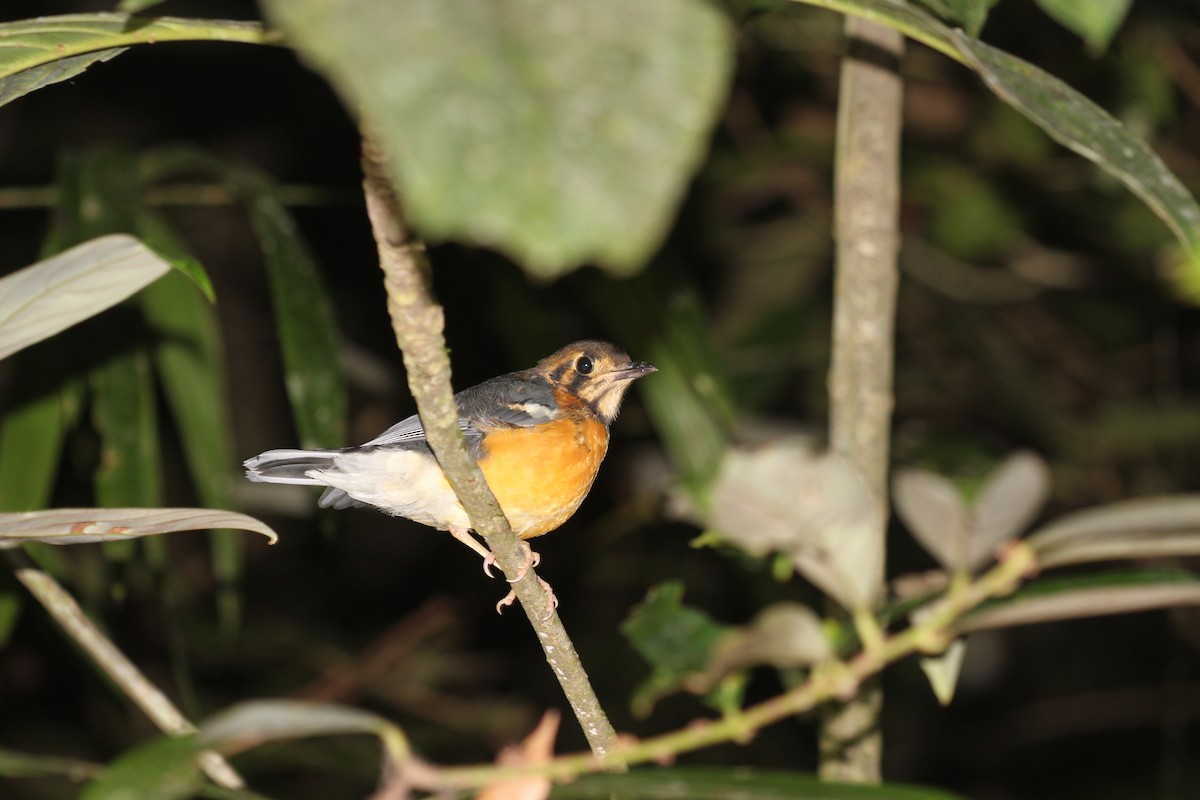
top-left (401, 543), bottom-right (1039, 791)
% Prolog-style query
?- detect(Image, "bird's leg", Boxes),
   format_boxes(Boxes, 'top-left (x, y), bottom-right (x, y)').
top-left (448, 525), bottom-right (498, 576)
top-left (495, 577), bottom-right (559, 617)
top-left (448, 525), bottom-right (556, 615)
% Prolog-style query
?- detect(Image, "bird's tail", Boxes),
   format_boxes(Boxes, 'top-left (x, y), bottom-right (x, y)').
top-left (244, 449), bottom-right (338, 485)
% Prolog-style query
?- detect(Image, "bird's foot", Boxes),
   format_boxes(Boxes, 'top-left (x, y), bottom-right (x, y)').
top-left (481, 540), bottom-right (540, 581)
top-left (507, 541), bottom-right (541, 583)
top-left (495, 577), bottom-right (559, 618)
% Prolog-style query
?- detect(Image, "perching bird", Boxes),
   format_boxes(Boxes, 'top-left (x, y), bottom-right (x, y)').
top-left (244, 340), bottom-right (656, 611)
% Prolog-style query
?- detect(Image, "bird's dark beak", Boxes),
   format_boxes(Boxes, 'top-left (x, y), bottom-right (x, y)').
top-left (609, 361), bottom-right (657, 382)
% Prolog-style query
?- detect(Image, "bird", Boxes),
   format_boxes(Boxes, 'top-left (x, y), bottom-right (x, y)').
top-left (244, 340), bottom-right (656, 612)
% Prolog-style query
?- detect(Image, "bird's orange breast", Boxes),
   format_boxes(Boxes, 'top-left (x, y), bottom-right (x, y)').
top-left (477, 415), bottom-right (609, 539)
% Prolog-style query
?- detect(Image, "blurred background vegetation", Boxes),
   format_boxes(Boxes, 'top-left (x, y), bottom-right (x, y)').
top-left (2, 1), bottom-right (1200, 798)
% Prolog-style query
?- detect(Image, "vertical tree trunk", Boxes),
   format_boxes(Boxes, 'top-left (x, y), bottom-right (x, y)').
top-left (819, 15), bottom-right (905, 783)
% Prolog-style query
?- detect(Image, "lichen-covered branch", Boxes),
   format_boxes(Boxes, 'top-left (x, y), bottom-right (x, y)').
top-left (3, 549), bottom-right (244, 790)
top-left (359, 136), bottom-right (620, 760)
top-left (821, 15), bottom-right (905, 783)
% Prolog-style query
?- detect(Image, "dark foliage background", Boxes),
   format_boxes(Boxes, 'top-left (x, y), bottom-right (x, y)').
top-left (2, 1), bottom-right (1199, 798)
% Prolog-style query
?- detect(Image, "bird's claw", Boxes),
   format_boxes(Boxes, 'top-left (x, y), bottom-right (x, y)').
top-left (495, 577), bottom-right (559, 618)
top-left (482, 542), bottom-right (540, 581)
top-left (507, 541), bottom-right (541, 583)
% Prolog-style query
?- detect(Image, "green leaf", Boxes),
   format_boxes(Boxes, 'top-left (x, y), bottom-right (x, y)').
top-left (708, 602), bottom-right (832, 678)
top-left (138, 220), bottom-right (244, 633)
top-left (621, 582), bottom-right (732, 715)
top-left (0, 50), bottom-right (127, 108)
top-left (1034, 0), bottom-right (1132, 54)
top-left (117, 0), bottom-right (168, 12)
top-left (262, 0), bottom-right (734, 277)
top-left (789, 0), bottom-right (1200, 293)
top-left (555, 767), bottom-right (967, 799)
top-left (0, 235), bottom-right (171, 362)
top-left (918, 639), bottom-right (966, 706)
top-left (0, 508), bottom-right (278, 547)
top-left (913, 0), bottom-right (999, 37)
top-left (141, 150), bottom-right (346, 450)
top-left (91, 348), bottom-right (162, 509)
top-left (893, 451), bottom-right (1049, 572)
top-left (136, 215), bottom-right (232, 508)
top-left (0, 745), bottom-right (101, 781)
top-left (199, 700), bottom-right (411, 776)
top-left (0, 592), bottom-right (20, 651)
top-left (0, 15), bottom-right (279, 110)
top-left (80, 735), bottom-right (204, 800)
top-left (958, 569), bottom-right (1200, 632)
top-left (1027, 495), bottom-right (1200, 569)
top-left (0, 382), bottom-right (70, 511)
top-left (950, 32), bottom-right (1200, 272)
top-left (712, 446), bottom-right (880, 609)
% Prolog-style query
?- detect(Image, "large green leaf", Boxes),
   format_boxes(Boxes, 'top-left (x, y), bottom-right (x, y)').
top-left (0, 14), bottom-right (279, 109)
top-left (792, 0), bottom-right (1200, 288)
top-left (262, 0), bottom-right (734, 277)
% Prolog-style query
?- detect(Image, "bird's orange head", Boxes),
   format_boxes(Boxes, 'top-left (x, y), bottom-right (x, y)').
top-left (531, 340), bottom-right (656, 425)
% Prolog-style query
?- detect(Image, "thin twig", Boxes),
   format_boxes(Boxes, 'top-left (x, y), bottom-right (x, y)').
top-left (359, 136), bottom-right (621, 761)
top-left (3, 548), bottom-right (244, 790)
top-left (822, 14), bottom-right (905, 783)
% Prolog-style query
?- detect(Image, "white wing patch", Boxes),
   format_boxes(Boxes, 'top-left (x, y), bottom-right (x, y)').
top-left (510, 401), bottom-right (559, 420)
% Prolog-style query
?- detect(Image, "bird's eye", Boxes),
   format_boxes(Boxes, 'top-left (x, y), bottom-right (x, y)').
top-left (575, 355), bottom-right (594, 375)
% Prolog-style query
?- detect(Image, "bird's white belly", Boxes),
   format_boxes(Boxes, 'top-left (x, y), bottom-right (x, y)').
top-left (309, 449), bottom-right (470, 531)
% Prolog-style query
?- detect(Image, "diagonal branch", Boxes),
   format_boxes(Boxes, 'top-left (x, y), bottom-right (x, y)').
top-left (359, 135), bottom-right (620, 761)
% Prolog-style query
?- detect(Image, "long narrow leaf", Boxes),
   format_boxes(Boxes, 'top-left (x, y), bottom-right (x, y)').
top-left (791, 0), bottom-right (1200, 280)
top-left (958, 570), bottom-right (1200, 632)
top-left (0, 14), bottom-right (279, 109)
top-left (0, 508), bottom-right (277, 547)
top-left (0, 385), bottom-right (71, 511)
top-left (138, 214), bottom-right (243, 631)
top-left (1028, 495), bottom-right (1200, 568)
top-left (91, 349), bottom-right (163, 561)
top-left (0, 235), bottom-right (170, 362)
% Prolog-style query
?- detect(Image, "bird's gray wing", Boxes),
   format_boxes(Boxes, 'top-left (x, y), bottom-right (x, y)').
top-left (357, 374), bottom-right (558, 449)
